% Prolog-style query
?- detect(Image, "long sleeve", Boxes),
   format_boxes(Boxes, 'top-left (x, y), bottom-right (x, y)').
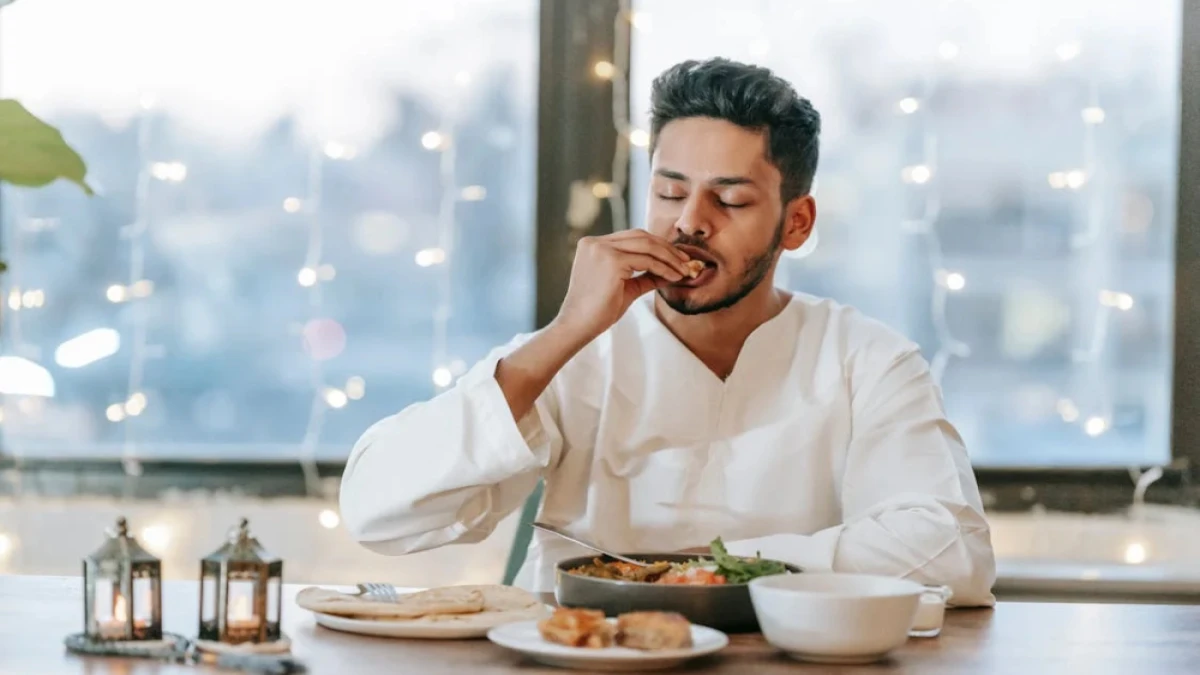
top-left (339, 335), bottom-right (564, 555)
top-left (724, 347), bottom-right (996, 607)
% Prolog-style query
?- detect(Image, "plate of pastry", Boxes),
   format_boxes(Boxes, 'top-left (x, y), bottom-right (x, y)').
top-left (297, 584), bottom-right (548, 639)
top-left (487, 607), bottom-right (729, 671)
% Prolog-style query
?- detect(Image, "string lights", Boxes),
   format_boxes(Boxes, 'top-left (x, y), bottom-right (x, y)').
top-left (1053, 44), bottom-right (1134, 442)
top-left (296, 146), bottom-right (331, 496)
top-left (898, 62), bottom-right (971, 386)
top-left (112, 99), bottom-right (167, 480)
top-left (427, 110), bottom-right (458, 393)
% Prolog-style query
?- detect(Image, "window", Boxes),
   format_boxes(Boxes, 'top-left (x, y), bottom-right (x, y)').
top-left (631, 0), bottom-right (1182, 467)
top-left (0, 0), bottom-right (538, 460)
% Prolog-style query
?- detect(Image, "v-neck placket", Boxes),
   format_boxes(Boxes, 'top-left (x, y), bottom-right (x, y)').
top-left (633, 293), bottom-right (800, 449)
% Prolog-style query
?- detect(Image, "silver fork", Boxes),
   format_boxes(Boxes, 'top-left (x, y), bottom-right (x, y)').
top-left (356, 582), bottom-right (399, 602)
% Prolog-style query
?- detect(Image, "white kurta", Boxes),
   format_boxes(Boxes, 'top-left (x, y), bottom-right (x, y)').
top-left (340, 292), bottom-right (997, 606)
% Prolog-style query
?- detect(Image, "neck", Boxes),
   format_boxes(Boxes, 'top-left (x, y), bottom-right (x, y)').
top-left (653, 274), bottom-right (789, 379)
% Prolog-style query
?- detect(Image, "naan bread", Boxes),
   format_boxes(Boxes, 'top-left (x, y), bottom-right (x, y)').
top-left (471, 584), bottom-right (542, 612)
top-left (296, 584), bottom-right (543, 625)
top-left (358, 601), bottom-right (548, 628)
top-left (296, 585), bottom-right (484, 619)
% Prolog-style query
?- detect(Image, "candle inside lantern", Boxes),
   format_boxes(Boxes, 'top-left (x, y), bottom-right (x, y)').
top-left (98, 594), bottom-right (128, 639)
top-left (98, 593), bottom-right (146, 639)
top-left (226, 594), bottom-right (262, 640)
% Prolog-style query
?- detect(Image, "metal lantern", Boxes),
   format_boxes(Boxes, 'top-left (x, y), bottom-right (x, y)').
top-left (83, 517), bottom-right (163, 641)
top-left (198, 518), bottom-right (283, 644)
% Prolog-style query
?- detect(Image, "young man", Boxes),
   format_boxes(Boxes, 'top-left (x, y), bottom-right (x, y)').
top-left (340, 58), bottom-right (996, 606)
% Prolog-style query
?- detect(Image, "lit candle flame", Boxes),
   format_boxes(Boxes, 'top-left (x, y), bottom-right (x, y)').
top-left (231, 595), bottom-right (251, 621)
top-left (113, 594), bottom-right (128, 622)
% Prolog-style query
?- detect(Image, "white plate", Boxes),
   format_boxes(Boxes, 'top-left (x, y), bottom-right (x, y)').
top-left (487, 619), bottom-right (729, 672)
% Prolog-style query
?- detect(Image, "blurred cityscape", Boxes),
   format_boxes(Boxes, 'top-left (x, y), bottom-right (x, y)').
top-left (0, 0), bottom-right (1184, 467)
top-left (0, 0), bottom-right (537, 460)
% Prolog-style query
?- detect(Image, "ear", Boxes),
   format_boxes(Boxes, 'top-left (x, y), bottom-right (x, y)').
top-left (781, 194), bottom-right (816, 252)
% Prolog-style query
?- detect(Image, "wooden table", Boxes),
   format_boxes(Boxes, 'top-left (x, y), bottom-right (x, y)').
top-left (4, 575), bottom-right (1200, 673)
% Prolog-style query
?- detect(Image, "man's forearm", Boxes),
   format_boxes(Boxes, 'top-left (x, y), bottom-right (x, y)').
top-left (495, 319), bottom-right (595, 421)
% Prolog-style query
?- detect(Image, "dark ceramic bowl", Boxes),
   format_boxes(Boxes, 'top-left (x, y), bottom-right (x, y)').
top-left (554, 553), bottom-right (801, 633)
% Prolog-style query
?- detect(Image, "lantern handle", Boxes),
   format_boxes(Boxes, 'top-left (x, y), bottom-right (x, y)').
top-left (228, 517), bottom-right (251, 542)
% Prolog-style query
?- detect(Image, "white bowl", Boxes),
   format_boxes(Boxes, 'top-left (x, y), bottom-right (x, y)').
top-left (749, 573), bottom-right (924, 664)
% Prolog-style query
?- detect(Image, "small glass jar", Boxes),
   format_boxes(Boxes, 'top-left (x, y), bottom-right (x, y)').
top-left (909, 585), bottom-right (953, 638)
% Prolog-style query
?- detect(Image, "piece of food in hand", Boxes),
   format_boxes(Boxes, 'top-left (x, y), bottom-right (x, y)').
top-left (616, 612), bottom-right (694, 650)
top-left (538, 608), bottom-right (615, 648)
top-left (682, 259), bottom-right (706, 278)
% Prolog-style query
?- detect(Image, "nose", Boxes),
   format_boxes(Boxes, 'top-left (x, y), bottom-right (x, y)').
top-left (674, 196), bottom-right (713, 239)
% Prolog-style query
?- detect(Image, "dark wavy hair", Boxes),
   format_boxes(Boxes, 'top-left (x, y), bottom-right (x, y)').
top-left (649, 58), bottom-right (821, 204)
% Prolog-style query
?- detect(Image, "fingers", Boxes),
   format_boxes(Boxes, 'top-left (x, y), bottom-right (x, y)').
top-left (606, 232), bottom-right (691, 276)
top-left (613, 251), bottom-right (684, 282)
top-left (626, 273), bottom-right (659, 298)
top-left (614, 227), bottom-right (691, 258)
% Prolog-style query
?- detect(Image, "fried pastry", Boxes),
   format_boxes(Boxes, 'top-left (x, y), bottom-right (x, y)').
top-left (538, 608), bottom-right (615, 648)
top-left (616, 611), bottom-right (693, 650)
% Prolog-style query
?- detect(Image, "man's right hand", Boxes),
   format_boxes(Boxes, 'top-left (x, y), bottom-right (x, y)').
top-left (494, 230), bottom-right (690, 423)
top-left (553, 230), bottom-right (693, 341)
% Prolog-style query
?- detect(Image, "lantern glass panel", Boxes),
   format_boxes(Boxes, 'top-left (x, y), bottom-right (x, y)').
top-left (92, 577), bottom-right (115, 627)
top-left (201, 575), bottom-right (217, 622)
top-left (199, 561), bottom-right (220, 639)
top-left (132, 577), bottom-right (152, 625)
top-left (267, 577), bottom-right (281, 624)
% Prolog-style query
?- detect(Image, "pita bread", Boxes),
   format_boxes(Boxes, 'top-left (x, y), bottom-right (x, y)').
top-left (296, 585), bottom-right (484, 619)
top-left (354, 601), bottom-right (548, 628)
top-left (469, 584), bottom-right (542, 612)
top-left (296, 584), bottom-right (542, 624)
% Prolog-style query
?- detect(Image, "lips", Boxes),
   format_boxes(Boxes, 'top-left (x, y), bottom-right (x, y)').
top-left (673, 244), bottom-right (717, 267)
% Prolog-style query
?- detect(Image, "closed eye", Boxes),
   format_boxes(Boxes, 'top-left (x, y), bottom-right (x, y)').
top-left (656, 194), bottom-right (684, 202)
top-left (719, 201), bottom-right (748, 208)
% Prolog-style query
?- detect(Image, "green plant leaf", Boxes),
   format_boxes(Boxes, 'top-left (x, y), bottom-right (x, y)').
top-left (0, 99), bottom-right (93, 195)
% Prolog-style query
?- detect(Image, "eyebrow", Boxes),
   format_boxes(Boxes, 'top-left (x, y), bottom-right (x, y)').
top-left (654, 168), bottom-right (757, 187)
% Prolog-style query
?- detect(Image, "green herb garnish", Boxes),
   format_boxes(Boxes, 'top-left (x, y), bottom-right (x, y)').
top-left (708, 537), bottom-right (789, 584)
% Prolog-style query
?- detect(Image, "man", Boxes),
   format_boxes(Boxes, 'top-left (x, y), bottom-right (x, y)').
top-left (340, 58), bottom-right (996, 606)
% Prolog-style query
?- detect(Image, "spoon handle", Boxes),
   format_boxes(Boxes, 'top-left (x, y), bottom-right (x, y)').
top-left (532, 522), bottom-right (649, 567)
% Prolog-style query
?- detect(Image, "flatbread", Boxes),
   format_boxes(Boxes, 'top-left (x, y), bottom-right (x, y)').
top-left (354, 602), bottom-right (548, 628)
top-left (470, 584), bottom-right (542, 612)
top-left (295, 584), bottom-right (542, 624)
top-left (296, 585), bottom-right (484, 619)
top-left (682, 260), bottom-right (706, 278)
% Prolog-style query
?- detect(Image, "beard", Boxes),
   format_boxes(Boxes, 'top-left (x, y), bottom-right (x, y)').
top-left (658, 216), bottom-right (785, 316)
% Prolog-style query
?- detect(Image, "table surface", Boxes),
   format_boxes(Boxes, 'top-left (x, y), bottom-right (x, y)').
top-left (4, 575), bottom-right (1200, 674)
